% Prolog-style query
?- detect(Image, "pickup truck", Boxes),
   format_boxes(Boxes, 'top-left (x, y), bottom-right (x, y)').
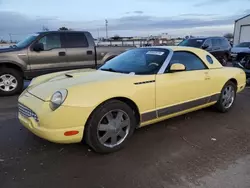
top-left (0, 31), bottom-right (134, 96)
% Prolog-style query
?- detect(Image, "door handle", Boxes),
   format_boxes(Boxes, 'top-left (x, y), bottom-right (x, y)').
top-left (58, 52), bottom-right (66, 56)
top-left (87, 50), bottom-right (93, 55)
top-left (204, 72), bottom-right (210, 80)
top-left (205, 76), bottom-right (211, 80)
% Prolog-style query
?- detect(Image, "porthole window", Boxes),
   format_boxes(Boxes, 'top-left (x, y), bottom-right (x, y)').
top-left (206, 55), bottom-right (213, 64)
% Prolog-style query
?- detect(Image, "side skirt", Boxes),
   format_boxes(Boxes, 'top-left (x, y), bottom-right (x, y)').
top-left (140, 93), bottom-right (220, 124)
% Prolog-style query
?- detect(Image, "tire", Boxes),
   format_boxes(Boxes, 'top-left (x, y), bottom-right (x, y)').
top-left (215, 81), bottom-right (237, 113)
top-left (84, 100), bottom-right (136, 154)
top-left (0, 67), bottom-right (23, 96)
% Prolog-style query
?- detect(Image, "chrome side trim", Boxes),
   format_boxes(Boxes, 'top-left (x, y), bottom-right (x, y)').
top-left (134, 80), bottom-right (155, 85)
top-left (140, 93), bottom-right (220, 123)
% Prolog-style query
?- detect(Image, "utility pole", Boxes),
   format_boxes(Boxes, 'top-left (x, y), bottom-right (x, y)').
top-left (97, 28), bottom-right (100, 40)
top-left (105, 19), bottom-right (108, 40)
top-left (9, 33), bottom-right (12, 43)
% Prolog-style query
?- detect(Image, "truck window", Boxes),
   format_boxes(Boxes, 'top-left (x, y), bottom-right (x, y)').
top-left (38, 33), bottom-right (62, 50)
top-left (65, 33), bottom-right (89, 48)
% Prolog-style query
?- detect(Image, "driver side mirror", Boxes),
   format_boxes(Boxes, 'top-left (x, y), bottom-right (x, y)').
top-left (170, 63), bottom-right (186, 72)
top-left (202, 44), bottom-right (209, 49)
top-left (33, 43), bottom-right (44, 52)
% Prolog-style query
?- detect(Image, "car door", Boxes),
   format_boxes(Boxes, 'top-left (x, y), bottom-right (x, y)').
top-left (155, 51), bottom-right (212, 117)
top-left (28, 33), bottom-right (67, 76)
top-left (64, 32), bottom-right (96, 69)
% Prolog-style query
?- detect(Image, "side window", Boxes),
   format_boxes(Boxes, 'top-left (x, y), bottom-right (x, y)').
top-left (206, 55), bottom-right (213, 64)
top-left (211, 38), bottom-right (220, 47)
top-left (38, 33), bottom-right (61, 50)
top-left (65, 33), bottom-right (89, 48)
top-left (166, 51), bottom-right (207, 72)
top-left (204, 39), bottom-right (212, 47)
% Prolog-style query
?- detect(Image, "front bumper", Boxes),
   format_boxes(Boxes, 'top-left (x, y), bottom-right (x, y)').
top-left (18, 90), bottom-right (90, 144)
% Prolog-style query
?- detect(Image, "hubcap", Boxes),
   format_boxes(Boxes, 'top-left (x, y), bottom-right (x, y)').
top-left (222, 85), bottom-right (235, 109)
top-left (97, 110), bottom-right (130, 148)
top-left (0, 74), bottom-right (18, 92)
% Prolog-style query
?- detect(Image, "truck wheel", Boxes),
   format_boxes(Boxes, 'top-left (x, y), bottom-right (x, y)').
top-left (84, 100), bottom-right (136, 153)
top-left (0, 68), bottom-right (23, 96)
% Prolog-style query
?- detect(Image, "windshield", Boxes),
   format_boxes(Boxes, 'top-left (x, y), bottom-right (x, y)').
top-left (236, 42), bottom-right (250, 47)
top-left (178, 39), bottom-right (205, 48)
top-left (14, 33), bottom-right (39, 48)
top-left (99, 48), bottom-right (170, 75)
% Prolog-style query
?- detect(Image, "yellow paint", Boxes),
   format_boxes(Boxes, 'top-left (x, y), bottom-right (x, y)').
top-left (18, 46), bottom-right (247, 144)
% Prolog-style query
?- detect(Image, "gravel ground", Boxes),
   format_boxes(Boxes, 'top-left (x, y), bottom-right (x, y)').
top-left (0, 85), bottom-right (250, 188)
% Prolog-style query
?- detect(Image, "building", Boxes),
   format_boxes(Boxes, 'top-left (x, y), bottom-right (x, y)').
top-left (233, 14), bottom-right (250, 45)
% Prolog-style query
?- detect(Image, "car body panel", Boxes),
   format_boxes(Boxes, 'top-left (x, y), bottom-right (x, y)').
top-left (230, 47), bottom-right (250, 60)
top-left (18, 46), bottom-right (246, 144)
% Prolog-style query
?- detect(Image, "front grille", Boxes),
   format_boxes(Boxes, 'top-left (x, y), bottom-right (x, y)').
top-left (18, 103), bottom-right (39, 122)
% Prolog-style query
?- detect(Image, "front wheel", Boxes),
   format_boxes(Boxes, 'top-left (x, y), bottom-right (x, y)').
top-left (215, 81), bottom-right (236, 113)
top-left (84, 100), bottom-right (136, 153)
top-left (0, 68), bottom-right (23, 96)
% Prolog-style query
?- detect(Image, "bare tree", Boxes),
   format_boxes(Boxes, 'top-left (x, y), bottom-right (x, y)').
top-left (58, 27), bottom-right (69, 31)
top-left (224, 33), bottom-right (233, 39)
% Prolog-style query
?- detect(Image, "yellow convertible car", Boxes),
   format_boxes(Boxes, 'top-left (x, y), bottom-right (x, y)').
top-left (18, 46), bottom-right (246, 153)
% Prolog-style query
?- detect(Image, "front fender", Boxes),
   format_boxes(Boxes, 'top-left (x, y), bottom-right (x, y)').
top-left (0, 60), bottom-right (26, 71)
top-left (64, 74), bottom-right (156, 115)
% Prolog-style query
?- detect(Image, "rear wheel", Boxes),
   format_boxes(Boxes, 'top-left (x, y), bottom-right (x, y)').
top-left (84, 100), bottom-right (136, 153)
top-left (215, 81), bottom-right (236, 113)
top-left (0, 68), bottom-right (23, 96)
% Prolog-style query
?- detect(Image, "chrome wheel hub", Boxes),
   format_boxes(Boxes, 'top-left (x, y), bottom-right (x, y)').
top-left (222, 85), bottom-right (235, 109)
top-left (97, 110), bottom-right (130, 148)
top-left (0, 74), bottom-right (18, 92)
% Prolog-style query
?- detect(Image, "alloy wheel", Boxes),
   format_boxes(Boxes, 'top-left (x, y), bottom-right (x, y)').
top-left (222, 85), bottom-right (235, 109)
top-left (0, 74), bottom-right (18, 92)
top-left (97, 110), bottom-right (131, 148)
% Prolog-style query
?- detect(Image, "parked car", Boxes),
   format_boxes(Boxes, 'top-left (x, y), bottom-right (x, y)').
top-left (232, 52), bottom-right (250, 84)
top-left (230, 42), bottom-right (250, 61)
top-left (178, 37), bottom-right (231, 66)
top-left (0, 31), bottom-right (134, 96)
top-left (18, 46), bottom-right (246, 153)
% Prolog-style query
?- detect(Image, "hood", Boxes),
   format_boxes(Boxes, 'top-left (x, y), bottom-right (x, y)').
top-left (27, 69), bottom-right (131, 101)
top-left (231, 47), bottom-right (250, 53)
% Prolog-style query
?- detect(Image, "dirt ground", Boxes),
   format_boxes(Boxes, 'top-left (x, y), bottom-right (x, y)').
top-left (1, 87), bottom-right (250, 188)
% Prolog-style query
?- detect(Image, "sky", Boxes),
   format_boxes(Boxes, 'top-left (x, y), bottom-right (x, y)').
top-left (0, 0), bottom-right (250, 40)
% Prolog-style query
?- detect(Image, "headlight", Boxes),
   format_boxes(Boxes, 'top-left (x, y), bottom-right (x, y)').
top-left (49, 89), bottom-right (68, 111)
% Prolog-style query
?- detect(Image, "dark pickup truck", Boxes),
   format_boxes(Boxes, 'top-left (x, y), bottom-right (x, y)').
top-left (0, 31), bottom-right (134, 96)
